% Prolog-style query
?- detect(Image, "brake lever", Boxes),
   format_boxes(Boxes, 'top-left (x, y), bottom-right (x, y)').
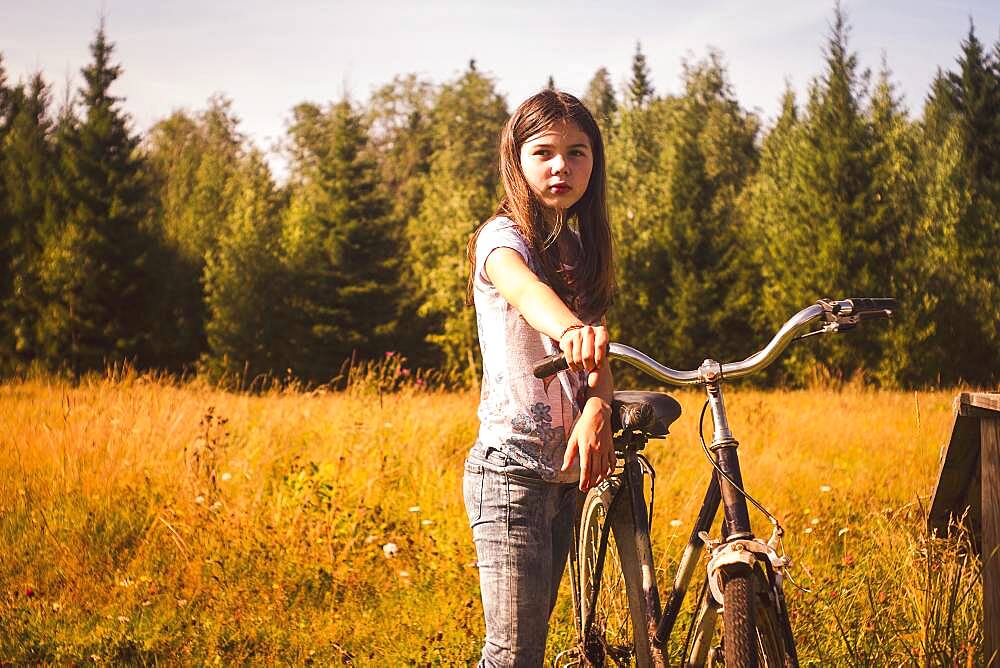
top-left (794, 315), bottom-right (859, 340)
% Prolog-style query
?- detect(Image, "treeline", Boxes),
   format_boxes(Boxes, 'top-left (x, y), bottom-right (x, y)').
top-left (1, 10), bottom-right (998, 388)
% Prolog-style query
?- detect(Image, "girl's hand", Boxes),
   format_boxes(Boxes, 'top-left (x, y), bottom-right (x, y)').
top-left (561, 397), bottom-right (614, 491)
top-left (559, 323), bottom-right (609, 378)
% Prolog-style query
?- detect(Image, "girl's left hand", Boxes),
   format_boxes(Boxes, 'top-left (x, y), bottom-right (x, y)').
top-left (561, 397), bottom-right (614, 491)
top-left (559, 323), bottom-right (609, 376)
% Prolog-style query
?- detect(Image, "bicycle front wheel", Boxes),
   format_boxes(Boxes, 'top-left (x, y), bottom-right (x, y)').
top-left (720, 563), bottom-right (798, 668)
top-left (578, 478), bottom-right (657, 667)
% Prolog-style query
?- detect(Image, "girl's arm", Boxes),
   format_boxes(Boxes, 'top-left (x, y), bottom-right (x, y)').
top-left (562, 362), bottom-right (615, 490)
top-left (484, 247), bottom-right (607, 373)
top-left (486, 247), bottom-right (615, 490)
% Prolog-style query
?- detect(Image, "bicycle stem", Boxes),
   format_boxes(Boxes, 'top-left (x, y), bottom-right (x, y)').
top-left (705, 380), bottom-right (753, 540)
top-left (652, 374), bottom-right (753, 648)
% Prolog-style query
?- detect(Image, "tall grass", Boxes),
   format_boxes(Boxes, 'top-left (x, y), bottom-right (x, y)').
top-left (0, 369), bottom-right (983, 664)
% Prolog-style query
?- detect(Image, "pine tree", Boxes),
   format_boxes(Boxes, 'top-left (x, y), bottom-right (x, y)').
top-left (365, 76), bottom-right (438, 364)
top-left (35, 24), bottom-right (153, 374)
top-left (201, 151), bottom-right (285, 386)
top-left (0, 73), bottom-right (56, 374)
top-left (143, 97), bottom-right (245, 370)
top-left (545, 75), bottom-right (556, 91)
top-left (862, 61), bottom-right (925, 385)
top-left (914, 23), bottom-right (1000, 384)
top-left (281, 99), bottom-right (401, 382)
top-left (628, 42), bottom-right (655, 108)
top-left (612, 52), bottom-right (759, 371)
top-left (0, 56), bottom-right (16, 373)
top-left (669, 53), bottom-right (759, 366)
top-left (582, 67), bottom-right (617, 129)
top-left (365, 75), bottom-right (436, 222)
top-left (748, 6), bottom-right (893, 383)
top-left (604, 87), bottom-right (665, 362)
top-left (408, 65), bottom-right (507, 380)
top-left (745, 85), bottom-right (802, 328)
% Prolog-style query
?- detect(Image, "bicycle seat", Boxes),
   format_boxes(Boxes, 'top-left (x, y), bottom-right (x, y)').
top-left (612, 391), bottom-right (682, 438)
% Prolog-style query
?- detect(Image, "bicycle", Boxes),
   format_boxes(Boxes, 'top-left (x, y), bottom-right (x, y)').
top-left (533, 297), bottom-right (897, 667)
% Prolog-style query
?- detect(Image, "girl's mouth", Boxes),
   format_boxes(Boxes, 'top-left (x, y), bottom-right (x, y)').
top-left (550, 184), bottom-right (571, 194)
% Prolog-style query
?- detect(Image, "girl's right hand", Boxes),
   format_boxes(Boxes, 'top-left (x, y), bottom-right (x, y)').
top-left (559, 323), bottom-right (609, 375)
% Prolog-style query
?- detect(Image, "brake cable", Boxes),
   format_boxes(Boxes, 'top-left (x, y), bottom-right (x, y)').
top-left (697, 399), bottom-right (812, 594)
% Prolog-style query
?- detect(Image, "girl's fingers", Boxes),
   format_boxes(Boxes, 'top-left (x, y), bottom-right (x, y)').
top-left (594, 327), bottom-right (608, 368)
top-left (581, 329), bottom-right (595, 371)
top-left (563, 336), bottom-right (580, 372)
top-left (561, 437), bottom-right (577, 472)
top-left (579, 444), bottom-right (592, 491)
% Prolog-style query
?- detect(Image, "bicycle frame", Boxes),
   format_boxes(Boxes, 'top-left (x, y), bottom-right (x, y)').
top-left (558, 298), bottom-right (896, 664)
top-left (574, 374), bottom-right (755, 658)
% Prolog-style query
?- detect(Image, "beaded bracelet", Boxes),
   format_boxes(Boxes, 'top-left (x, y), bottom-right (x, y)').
top-left (560, 323), bottom-right (586, 339)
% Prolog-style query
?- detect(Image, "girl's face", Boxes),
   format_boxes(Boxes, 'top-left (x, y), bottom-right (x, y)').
top-left (519, 120), bottom-right (593, 216)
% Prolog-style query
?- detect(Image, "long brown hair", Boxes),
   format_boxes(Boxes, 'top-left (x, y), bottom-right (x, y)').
top-left (466, 90), bottom-right (614, 322)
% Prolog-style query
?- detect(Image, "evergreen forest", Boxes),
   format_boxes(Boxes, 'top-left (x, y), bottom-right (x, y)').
top-left (2, 10), bottom-right (999, 388)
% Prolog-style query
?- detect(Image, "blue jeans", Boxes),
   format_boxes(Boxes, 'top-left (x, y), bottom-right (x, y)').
top-left (463, 445), bottom-right (581, 667)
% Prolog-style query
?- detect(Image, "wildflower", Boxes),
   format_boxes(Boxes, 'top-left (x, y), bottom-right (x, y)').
top-left (408, 506), bottom-right (421, 513)
top-left (803, 528), bottom-right (813, 534)
top-left (421, 519), bottom-right (434, 526)
top-left (210, 501), bottom-right (222, 511)
top-left (399, 570), bottom-right (410, 578)
top-left (220, 472), bottom-right (232, 482)
top-left (820, 484), bottom-right (832, 493)
top-left (810, 518), bottom-right (820, 525)
top-left (24, 587), bottom-right (34, 598)
top-left (669, 519), bottom-right (682, 528)
top-left (837, 527), bottom-right (849, 537)
top-left (194, 495), bottom-right (205, 505)
top-left (51, 602), bottom-right (62, 612)
top-left (118, 578), bottom-right (133, 588)
top-left (383, 542), bottom-right (399, 558)
top-left (117, 616), bottom-right (129, 623)
top-left (364, 534), bottom-right (377, 544)
top-left (177, 599), bottom-right (188, 607)
top-left (385, 351), bottom-right (395, 358)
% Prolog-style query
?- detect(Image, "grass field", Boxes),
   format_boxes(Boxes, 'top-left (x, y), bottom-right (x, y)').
top-left (0, 368), bottom-right (985, 665)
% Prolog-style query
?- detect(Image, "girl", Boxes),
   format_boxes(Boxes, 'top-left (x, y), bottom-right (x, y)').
top-left (463, 90), bottom-right (615, 666)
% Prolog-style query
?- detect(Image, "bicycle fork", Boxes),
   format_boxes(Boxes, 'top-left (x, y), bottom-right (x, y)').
top-left (653, 372), bottom-right (754, 649)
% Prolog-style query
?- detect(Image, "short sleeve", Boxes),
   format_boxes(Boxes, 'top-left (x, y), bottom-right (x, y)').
top-left (474, 218), bottom-right (532, 286)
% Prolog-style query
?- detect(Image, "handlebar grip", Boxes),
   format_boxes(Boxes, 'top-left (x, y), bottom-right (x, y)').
top-left (845, 298), bottom-right (898, 315)
top-left (533, 353), bottom-right (569, 379)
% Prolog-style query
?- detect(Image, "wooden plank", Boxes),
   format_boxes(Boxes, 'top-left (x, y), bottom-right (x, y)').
top-left (928, 409), bottom-right (982, 539)
top-left (959, 392), bottom-right (1000, 417)
top-left (983, 417), bottom-right (1000, 667)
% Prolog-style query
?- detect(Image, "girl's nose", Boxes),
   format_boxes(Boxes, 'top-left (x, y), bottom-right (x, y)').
top-left (551, 154), bottom-right (569, 175)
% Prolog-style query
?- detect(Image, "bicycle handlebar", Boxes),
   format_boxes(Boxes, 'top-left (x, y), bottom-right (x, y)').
top-left (531, 297), bottom-right (897, 386)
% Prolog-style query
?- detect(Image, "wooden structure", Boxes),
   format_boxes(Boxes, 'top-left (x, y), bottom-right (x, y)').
top-left (928, 392), bottom-right (1000, 666)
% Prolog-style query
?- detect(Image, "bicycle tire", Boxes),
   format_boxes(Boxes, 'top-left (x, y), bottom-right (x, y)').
top-left (578, 478), bottom-right (656, 667)
top-left (722, 566), bottom-right (759, 667)
top-left (720, 564), bottom-right (798, 668)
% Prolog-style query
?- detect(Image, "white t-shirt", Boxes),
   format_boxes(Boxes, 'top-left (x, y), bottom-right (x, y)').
top-left (472, 217), bottom-right (589, 483)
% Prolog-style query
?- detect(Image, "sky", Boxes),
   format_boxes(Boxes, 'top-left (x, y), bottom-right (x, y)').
top-left (3, 0), bottom-right (999, 180)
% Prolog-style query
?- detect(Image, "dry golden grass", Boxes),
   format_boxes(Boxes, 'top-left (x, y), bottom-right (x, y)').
top-left (0, 369), bottom-right (983, 664)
